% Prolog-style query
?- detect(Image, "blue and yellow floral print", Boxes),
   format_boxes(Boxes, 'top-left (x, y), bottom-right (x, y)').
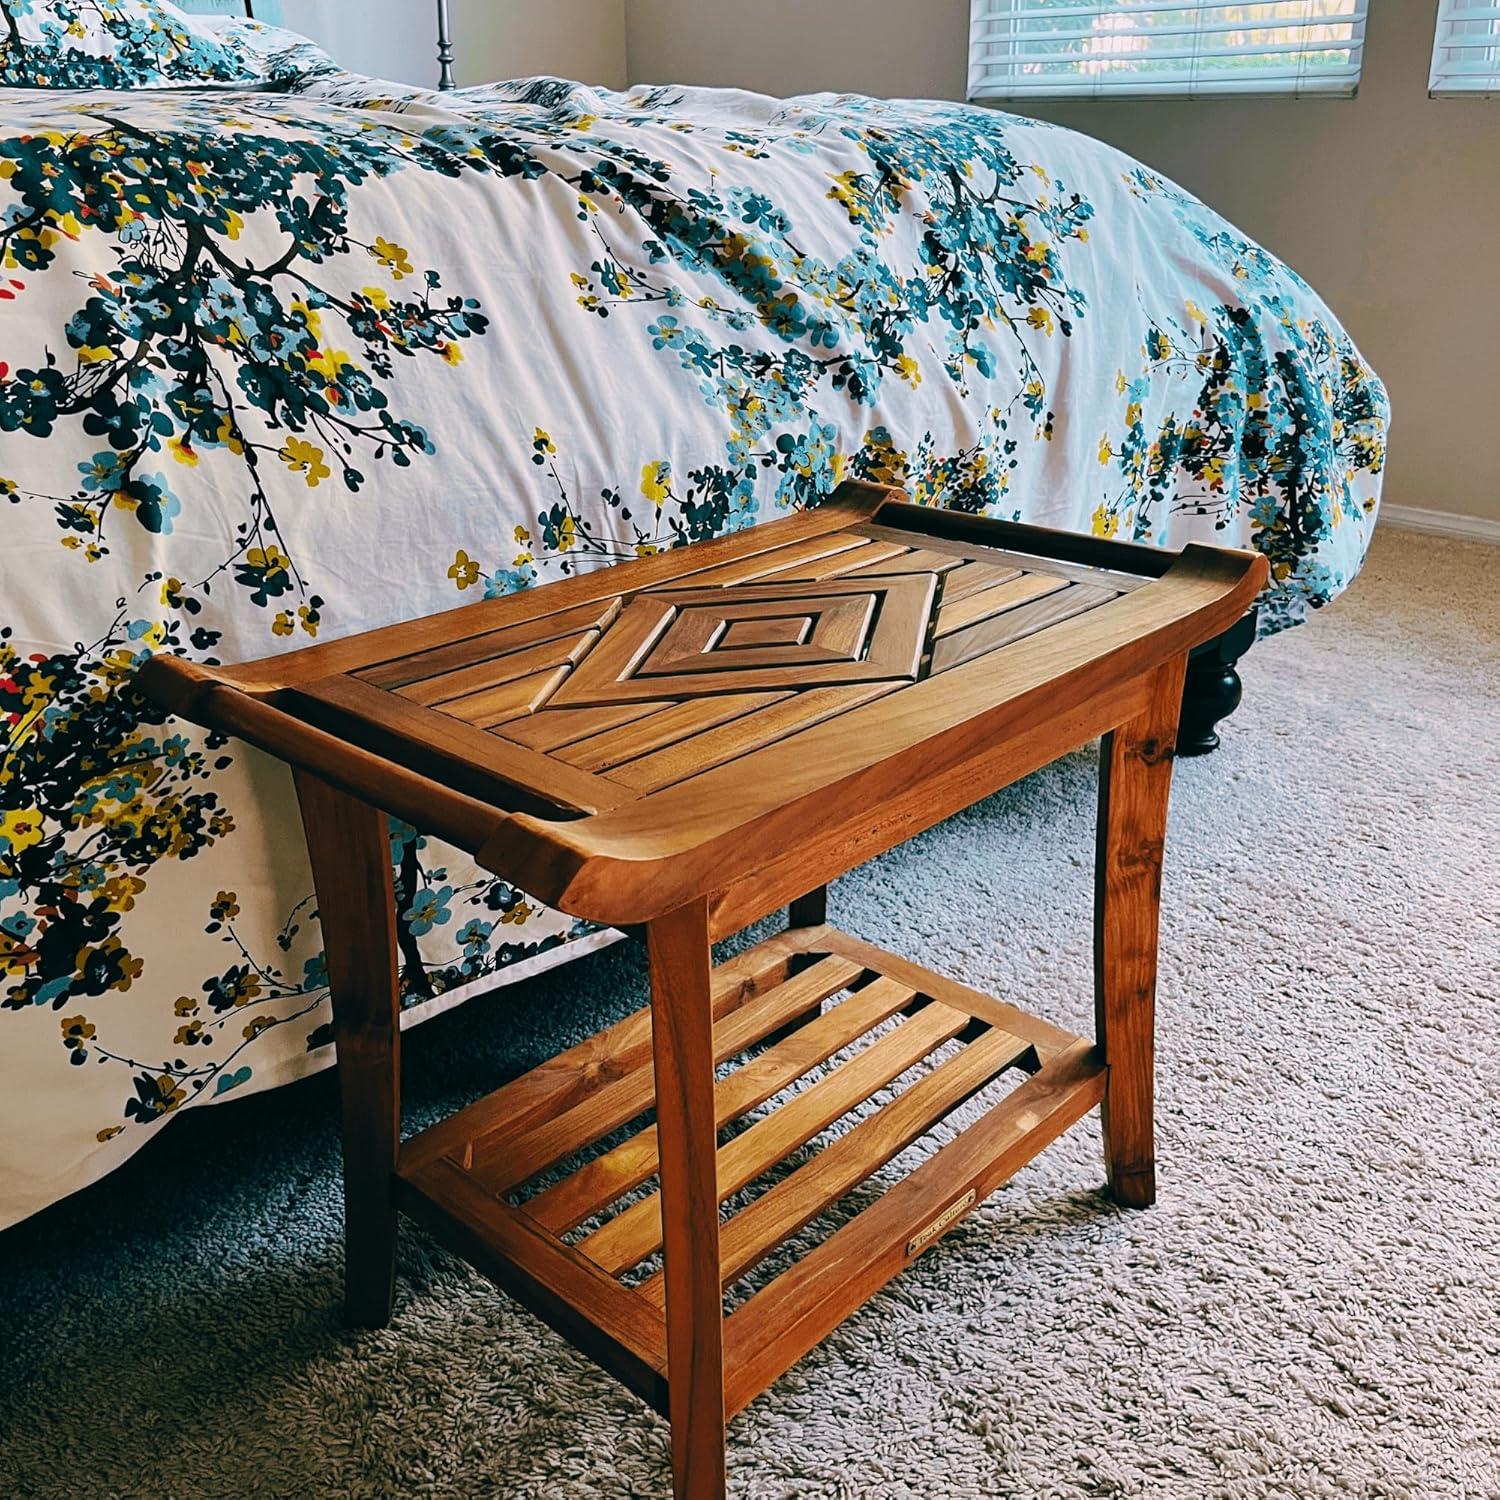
top-left (0, 0), bottom-right (257, 88)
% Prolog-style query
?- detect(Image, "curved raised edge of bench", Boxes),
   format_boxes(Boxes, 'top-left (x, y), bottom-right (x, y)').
top-left (136, 656), bottom-right (506, 857)
top-left (476, 540), bottom-right (1269, 925)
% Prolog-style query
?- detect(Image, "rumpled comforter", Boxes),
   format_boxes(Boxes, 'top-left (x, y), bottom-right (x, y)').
top-left (0, 20), bottom-right (1388, 1226)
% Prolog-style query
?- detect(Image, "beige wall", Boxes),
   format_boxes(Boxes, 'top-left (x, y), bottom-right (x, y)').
top-left (280, 0), bottom-right (627, 90)
top-left (451, 0), bottom-right (626, 89)
top-left (624, 1), bottom-right (1500, 523)
top-left (626, 0), bottom-right (971, 98)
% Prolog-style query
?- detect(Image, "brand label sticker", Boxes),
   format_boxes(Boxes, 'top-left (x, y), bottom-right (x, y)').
top-left (906, 1188), bottom-right (977, 1258)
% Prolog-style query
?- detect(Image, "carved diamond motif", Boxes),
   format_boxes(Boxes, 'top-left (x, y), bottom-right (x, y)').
top-left (548, 573), bottom-right (939, 707)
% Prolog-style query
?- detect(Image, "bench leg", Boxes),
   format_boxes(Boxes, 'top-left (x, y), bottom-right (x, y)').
top-left (294, 769), bottom-right (402, 1328)
top-left (1094, 659), bottom-right (1186, 1210)
top-left (760, 886), bottom-right (831, 1043)
top-left (648, 898), bottom-right (728, 1500)
top-left (787, 886), bottom-right (827, 929)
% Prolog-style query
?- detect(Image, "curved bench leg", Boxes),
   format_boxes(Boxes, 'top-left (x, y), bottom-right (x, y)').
top-left (294, 769), bottom-right (402, 1328)
top-left (1094, 659), bottom-right (1187, 1210)
top-left (648, 899), bottom-right (728, 1499)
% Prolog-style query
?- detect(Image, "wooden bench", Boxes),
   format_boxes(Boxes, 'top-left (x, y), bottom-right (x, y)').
top-left (141, 481), bottom-right (1266, 1498)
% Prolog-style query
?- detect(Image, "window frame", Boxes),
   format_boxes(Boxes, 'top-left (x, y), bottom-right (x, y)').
top-left (967, 0), bottom-right (1372, 103)
top-left (1430, 0), bottom-right (1500, 97)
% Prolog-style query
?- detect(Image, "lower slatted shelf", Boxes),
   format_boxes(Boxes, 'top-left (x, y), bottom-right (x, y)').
top-left (395, 923), bottom-right (1103, 1418)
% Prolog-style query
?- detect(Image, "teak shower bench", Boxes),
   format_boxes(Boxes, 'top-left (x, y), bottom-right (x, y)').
top-left (141, 481), bottom-right (1266, 1499)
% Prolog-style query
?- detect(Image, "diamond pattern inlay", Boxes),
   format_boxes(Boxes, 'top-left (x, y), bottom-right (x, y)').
top-left (644, 595), bottom-right (877, 677)
top-left (547, 573), bottom-right (939, 707)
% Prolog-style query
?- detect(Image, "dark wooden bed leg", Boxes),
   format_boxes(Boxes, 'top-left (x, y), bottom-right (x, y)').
top-left (294, 768), bottom-right (402, 1329)
top-left (1095, 658), bottom-right (1185, 1210)
top-left (1177, 608), bottom-right (1257, 756)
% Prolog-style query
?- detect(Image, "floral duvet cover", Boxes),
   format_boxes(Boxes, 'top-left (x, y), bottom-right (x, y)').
top-left (0, 20), bottom-right (1388, 1227)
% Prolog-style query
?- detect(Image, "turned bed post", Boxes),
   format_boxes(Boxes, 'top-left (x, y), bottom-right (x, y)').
top-left (1178, 608), bottom-right (1257, 756)
top-left (435, 0), bottom-right (456, 90)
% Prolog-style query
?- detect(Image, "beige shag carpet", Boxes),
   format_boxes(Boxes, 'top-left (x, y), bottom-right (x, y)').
top-left (2, 527), bottom-right (1497, 1499)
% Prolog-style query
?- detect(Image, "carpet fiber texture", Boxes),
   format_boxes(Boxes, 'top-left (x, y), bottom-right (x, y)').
top-left (2, 528), bottom-right (1497, 1499)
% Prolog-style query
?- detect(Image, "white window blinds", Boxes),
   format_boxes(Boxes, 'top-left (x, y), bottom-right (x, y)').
top-left (968, 2), bottom-right (1370, 101)
top-left (1430, 1), bottom-right (1500, 95)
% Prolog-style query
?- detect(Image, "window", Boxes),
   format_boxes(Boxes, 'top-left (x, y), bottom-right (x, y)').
top-left (1430, 1), bottom-right (1500, 95)
top-left (968, 2), bottom-right (1370, 101)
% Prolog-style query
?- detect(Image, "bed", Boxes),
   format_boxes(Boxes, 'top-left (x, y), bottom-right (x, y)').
top-left (0, 8), bottom-right (1389, 1229)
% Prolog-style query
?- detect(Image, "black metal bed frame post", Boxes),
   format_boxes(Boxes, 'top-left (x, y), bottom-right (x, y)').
top-left (241, 2), bottom-right (453, 90)
top-left (436, 0), bottom-right (456, 90)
